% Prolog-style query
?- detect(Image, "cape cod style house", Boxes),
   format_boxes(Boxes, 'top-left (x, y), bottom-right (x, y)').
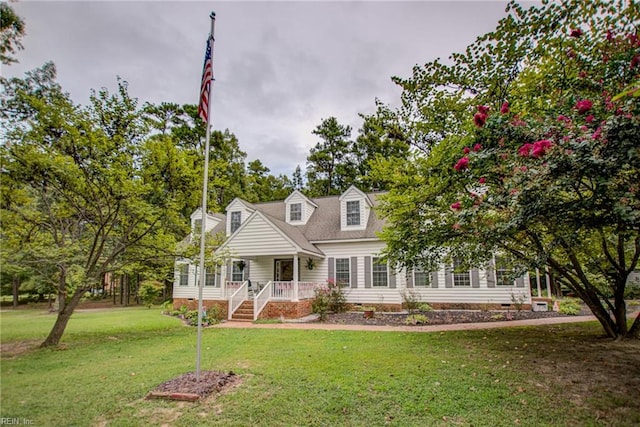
top-left (173, 186), bottom-right (547, 320)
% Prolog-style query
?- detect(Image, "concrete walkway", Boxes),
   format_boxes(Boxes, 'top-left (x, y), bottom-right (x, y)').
top-left (214, 314), bottom-right (602, 333)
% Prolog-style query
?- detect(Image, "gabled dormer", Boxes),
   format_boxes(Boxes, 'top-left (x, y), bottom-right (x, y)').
top-left (225, 198), bottom-right (256, 236)
top-left (284, 190), bottom-right (318, 225)
top-left (339, 186), bottom-right (372, 231)
top-left (190, 208), bottom-right (222, 236)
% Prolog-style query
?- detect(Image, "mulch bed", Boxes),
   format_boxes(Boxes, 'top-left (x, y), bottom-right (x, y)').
top-left (319, 309), bottom-right (590, 327)
top-left (147, 370), bottom-right (236, 401)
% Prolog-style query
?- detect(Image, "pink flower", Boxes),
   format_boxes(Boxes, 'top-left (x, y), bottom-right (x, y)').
top-left (450, 202), bottom-right (462, 211)
top-left (520, 165), bottom-right (528, 172)
top-left (592, 127), bottom-right (602, 140)
top-left (585, 114), bottom-right (594, 123)
top-left (570, 28), bottom-right (583, 37)
top-left (531, 139), bottom-right (552, 158)
top-left (463, 147), bottom-right (471, 154)
top-left (518, 143), bottom-right (534, 157)
top-left (606, 29), bottom-right (614, 41)
top-left (580, 125), bottom-right (588, 131)
top-left (473, 112), bottom-right (488, 127)
top-left (631, 54), bottom-right (640, 69)
top-left (452, 223), bottom-right (461, 230)
top-left (557, 115), bottom-right (572, 123)
top-left (575, 99), bottom-right (593, 114)
top-left (477, 105), bottom-right (490, 114)
top-left (479, 177), bottom-right (486, 184)
top-left (578, 70), bottom-right (587, 79)
top-left (453, 157), bottom-right (469, 171)
top-left (473, 143), bottom-right (482, 152)
top-left (500, 102), bottom-right (509, 114)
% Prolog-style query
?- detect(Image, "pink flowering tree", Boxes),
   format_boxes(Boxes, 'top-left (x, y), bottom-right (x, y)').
top-left (374, 0), bottom-right (640, 339)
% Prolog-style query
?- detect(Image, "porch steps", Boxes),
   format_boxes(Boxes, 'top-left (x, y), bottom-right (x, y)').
top-left (231, 300), bottom-right (254, 322)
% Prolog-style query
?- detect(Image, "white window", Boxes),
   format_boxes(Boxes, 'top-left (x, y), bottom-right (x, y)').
top-left (372, 257), bottom-right (388, 287)
top-left (495, 255), bottom-right (514, 286)
top-left (346, 200), bottom-right (360, 226)
top-left (179, 264), bottom-right (189, 286)
top-left (232, 261), bottom-right (244, 282)
top-left (290, 203), bottom-right (302, 221)
top-left (205, 266), bottom-right (217, 287)
top-left (335, 258), bottom-right (350, 287)
top-left (413, 267), bottom-right (430, 287)
top-left (230, 211), bottom-right (241, 233)
top-left (453, 259), bottom-right (471, 287)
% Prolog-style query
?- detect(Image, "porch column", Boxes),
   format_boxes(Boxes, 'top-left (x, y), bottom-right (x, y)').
top-left (545, 267), bottom-right (552, 298)
top-left (293, 254), bottom-right (299, 301)
top-left (535, 268), bottom-right (542, 297)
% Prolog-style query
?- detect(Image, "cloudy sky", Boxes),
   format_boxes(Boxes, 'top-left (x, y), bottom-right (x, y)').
top-left (5, 0), bottom-right (517, 176)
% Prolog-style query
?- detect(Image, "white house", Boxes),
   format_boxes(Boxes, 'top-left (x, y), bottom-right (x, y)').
top-left (173, 186), bottom-right (544, 320)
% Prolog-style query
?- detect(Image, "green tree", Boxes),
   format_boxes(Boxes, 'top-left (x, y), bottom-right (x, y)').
top-left (0, 2), bottom-right (25, 65)
top-left (0, 65), bottom-right (187, 346)
top-left (375, 0), bottom-right (640, 339)
top-left (306, 117), bottom-right (355, 196)
top-left (353, 102), bottom-right (410, 192)
top-left (243, 159), bottom-right (293, 203)
top-left (292, 165), bottom-right (304, 191)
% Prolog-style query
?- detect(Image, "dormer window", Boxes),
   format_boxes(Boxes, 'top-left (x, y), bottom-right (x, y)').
top-left (290, 203), bottom-right (302, 221)
top-left (346, 200), bottom-right (360, 226)
top-left (193, 219), bottom-right (202, 234)
top-left (230, 211), bottom-right (241, 233)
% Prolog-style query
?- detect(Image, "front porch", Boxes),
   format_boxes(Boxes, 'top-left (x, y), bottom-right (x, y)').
top-left (227, 280), bottom-right (318, 321)
top-left (173, 279), bottom-right (321, 321)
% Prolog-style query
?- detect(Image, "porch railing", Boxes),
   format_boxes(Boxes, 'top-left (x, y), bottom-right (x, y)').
top-left (224, 281), bottom-right (245, 298)
top-left (271, 281), bottom-right (318, 300)
top-left (254, 281), bottom-right (272, 320)
top-left (228, 281), bottom-right (248, 320)
top-left (297, 282), bottom-right (317, 299)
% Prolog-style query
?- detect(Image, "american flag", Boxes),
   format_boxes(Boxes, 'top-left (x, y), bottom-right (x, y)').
top-left (198, 35), bottom-right (214, 124)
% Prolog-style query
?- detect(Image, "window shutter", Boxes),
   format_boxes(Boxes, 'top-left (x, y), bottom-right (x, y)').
top-left (471, 268), bottom-right (480, 288)
top-left (430, 271), bottom-right (439, 288)
top-left (515, 276), bottom-right (525, 288)
top-left (486, 259), bottom-right (496, 288)
top-left (444, 265), bottom-right (453, 288)
top-left (328, 257), bottom-right (335, 281)
top-left (244, 260), bottom-right (250, 279)
top-left (406, 270), bottom-right (414, 288)
top-left (364, 256), bottom-right (371, 288)
top-left (389, 269), bottom-right (396, 289)
top-left (350, 257), bottom-right (357, 288)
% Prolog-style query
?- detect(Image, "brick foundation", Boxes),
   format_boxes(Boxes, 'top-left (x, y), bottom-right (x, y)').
top-left (260, 300), bottom-right (313, 319)
top-left (425, 302), bottom-right (533, 311)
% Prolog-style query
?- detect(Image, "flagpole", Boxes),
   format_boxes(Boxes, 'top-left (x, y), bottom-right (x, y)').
top-left (196, 11), bottom-right (216, 382)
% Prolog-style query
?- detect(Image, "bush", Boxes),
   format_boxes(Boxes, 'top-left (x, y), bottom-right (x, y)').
top-left (167, 304), bottom-right (222, 326)
top-left (312, 280), bottom-right (347, 321)
top-left (401, 290), bottom-right (421, 313)
top-left (418, 303), bottom-right (433, 312)
top-left (558, 298), bottom-right (582, 315)
top-left (138, 280), bottom-right (164, 307)
top-left (405, 314), bottom-right (429, 325)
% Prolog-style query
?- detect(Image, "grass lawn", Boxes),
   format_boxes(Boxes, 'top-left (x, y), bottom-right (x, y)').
top-left (1, 307), bottom-right (639, 426)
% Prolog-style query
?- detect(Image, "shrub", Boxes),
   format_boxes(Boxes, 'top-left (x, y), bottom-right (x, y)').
top-left (418, 303), bottom-right (433, 312)
top-left (138, 280), bottom-right (164, 307)
top-left (312, 280), bottom-right (347, 321)
top-left (558, 298), bottom-right (582, 315)
top-left (510, 291), bottom-right (527, 312)
top-left (405, 314), bottom-right (429, 325)
top-left (401, 289), bottom-right (421, 313)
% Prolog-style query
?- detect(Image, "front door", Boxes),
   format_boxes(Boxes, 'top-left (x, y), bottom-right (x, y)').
top-left (274, 259), bottom-right (294, 281)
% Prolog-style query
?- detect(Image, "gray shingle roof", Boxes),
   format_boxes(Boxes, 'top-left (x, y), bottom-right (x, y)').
top-left (202, 191), bottom-right (386, 257)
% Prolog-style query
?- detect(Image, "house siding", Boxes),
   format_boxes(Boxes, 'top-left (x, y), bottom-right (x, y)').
top-left (225, 215), bottom-right (297, 256)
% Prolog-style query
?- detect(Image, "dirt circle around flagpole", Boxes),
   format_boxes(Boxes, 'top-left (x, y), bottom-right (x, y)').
top-left (146, 370), bottom-right (238, 402)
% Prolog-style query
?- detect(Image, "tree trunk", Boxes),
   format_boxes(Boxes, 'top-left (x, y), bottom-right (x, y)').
top-left (12, 274), bottom-right (19, 307)
top-left (40, 287), bottom-right (86, 348)
top-left (627, 312), bottom-right (640, 339)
